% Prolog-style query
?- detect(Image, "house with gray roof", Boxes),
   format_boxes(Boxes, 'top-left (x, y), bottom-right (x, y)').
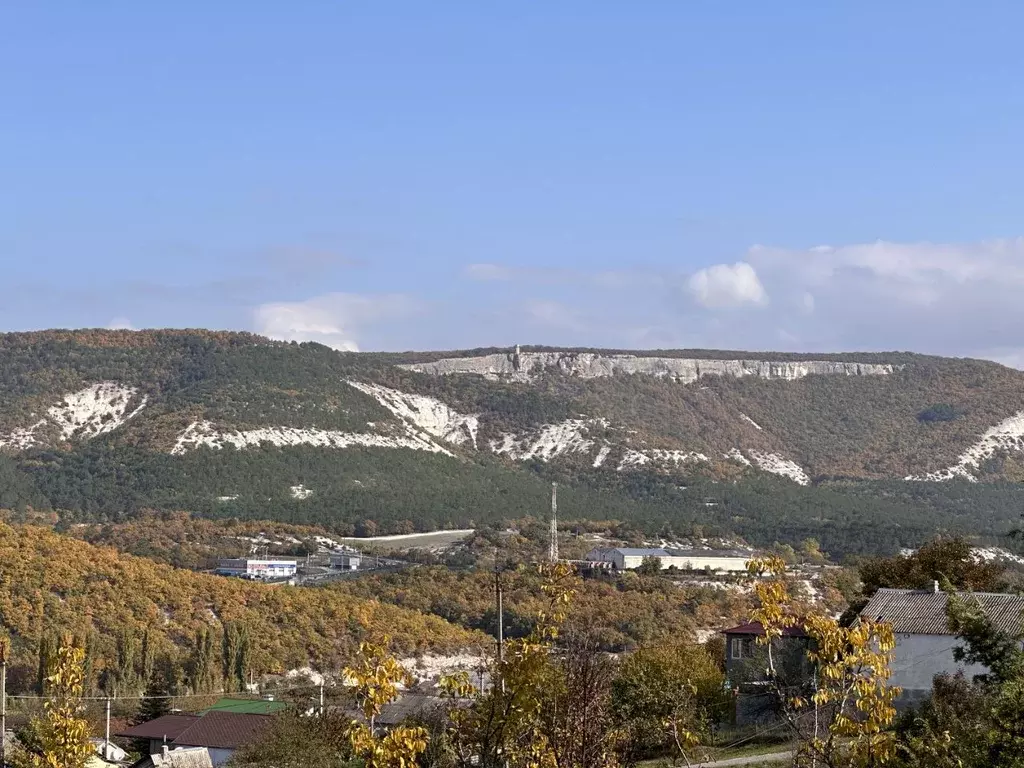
top-left (859, 585), bottom-right (1024, 708)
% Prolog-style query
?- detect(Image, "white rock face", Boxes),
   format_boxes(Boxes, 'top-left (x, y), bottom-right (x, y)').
top-left (170, 420), bottom-right (451, 456)
top-left (490, 418), bottom-right (607, 462)
top-left (347, 381), bottom-right (479, 447)
top-left (401, 351), bottom-right (897, 384)
top-left (0, 382), bottom-right (146, 449)
top-left (747, 451), bottom-right (810, 485)
top-left (740, 413), bottom-right (763, 431)
top-left (47, 382), bottom-right (147, 440)
top-left (400, 653), bottom-right (488, 684)
top-left (618, 449), bottom-right (710, 471)
top-left (592, 444), bottom-right (612, 468)
top-left (973, 546), bottom-right (1024, 566)
top-left (290, 484), bottom-right (314, 500)
top-left (0, 420), bottom-right (47, 450)
top-left (906, 411), bottom-right (1024, 482)
top-left (725, 448), bottom-right (752, 466)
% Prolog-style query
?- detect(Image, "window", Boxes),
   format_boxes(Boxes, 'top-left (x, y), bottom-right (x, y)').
top-left (730, 637), bottom-right (754, 659)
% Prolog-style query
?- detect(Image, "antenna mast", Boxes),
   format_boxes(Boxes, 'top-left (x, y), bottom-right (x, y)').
top-left (548, 482), bottom-right (559, 563)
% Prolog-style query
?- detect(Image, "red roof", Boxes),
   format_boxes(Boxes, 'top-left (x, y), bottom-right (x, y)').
top-left (172, 711), bottom-right (273, 750)
top-left (115, 714), bottom-right (200, 741)
top-left (722, 620), bottom-right (808, 638)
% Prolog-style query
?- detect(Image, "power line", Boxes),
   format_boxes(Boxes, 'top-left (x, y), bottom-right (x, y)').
top-left (6, 681), bottom-right (319, 703)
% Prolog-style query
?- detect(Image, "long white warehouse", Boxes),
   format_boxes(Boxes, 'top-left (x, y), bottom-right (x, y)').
top-left (584, 547), bottom-right (749, 572)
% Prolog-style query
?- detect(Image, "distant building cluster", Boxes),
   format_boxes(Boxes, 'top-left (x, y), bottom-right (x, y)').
top-left (584, 547), bottom-right (750, 572)
top-left (215, 558), bottom-right (298, 580)
top-left (329, 552), bottom-right (361, 570)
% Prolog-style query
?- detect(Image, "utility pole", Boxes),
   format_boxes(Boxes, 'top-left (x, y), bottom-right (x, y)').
top-left (104, 698), bottom-right (111, 759)
top-left (550, 481), bottom-right (559, 562)
top-left (494, 549), bottom-right (504, 665)
top-left (319, 683), bottom-right (325, 716)
top-left (1, 641), bottom-right (7, 768)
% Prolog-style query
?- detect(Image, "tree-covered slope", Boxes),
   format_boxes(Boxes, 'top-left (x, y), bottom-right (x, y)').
top-left (0, 523), bottom-right (483, 692)
top-left (2, 330), bottom-right (1024, 555)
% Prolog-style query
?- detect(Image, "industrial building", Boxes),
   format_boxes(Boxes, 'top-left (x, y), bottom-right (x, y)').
top-left (329, 552), bottom-right (362, 570)
top-left (216, 558), bottom-right (297, 580)
top-left (584, 547), bottom-right (750, 572)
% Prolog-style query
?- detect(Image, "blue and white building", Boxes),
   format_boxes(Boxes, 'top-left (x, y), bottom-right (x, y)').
top-left (216, 558), bottom-right (297, 580)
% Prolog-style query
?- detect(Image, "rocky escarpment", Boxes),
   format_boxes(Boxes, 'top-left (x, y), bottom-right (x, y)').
top-left (399, 350), bottom-right (898, 383)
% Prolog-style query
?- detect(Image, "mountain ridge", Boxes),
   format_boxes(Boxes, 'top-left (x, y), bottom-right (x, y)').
top-left (2, 329), bottom-right (1024, 555)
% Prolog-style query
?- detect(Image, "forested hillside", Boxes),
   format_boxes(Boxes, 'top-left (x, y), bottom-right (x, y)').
top-left (0, 523), bottom-right (483, 694)
top-left (2, 330), bottom-right (1024, 556)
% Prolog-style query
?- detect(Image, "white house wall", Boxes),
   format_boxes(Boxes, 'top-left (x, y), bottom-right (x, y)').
top-left (662, 556), bottom-right (748, 572)
top-left (889, 633), bottom-right (989, 707)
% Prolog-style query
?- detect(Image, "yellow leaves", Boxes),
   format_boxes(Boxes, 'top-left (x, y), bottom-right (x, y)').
top-left (343, 640), bottom-right (430, 768)
top-left (747, 554), bottom-right (904, 767)
top-left (746, 556), bottom-right (797, 648)
top-left (14, 639), bottom-right (93, 768)
top-left (343, 636), bottom-right (414, 723)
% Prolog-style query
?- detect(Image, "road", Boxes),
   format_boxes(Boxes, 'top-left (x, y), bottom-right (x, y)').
top-left (692, 750), bottom-right (793, 767)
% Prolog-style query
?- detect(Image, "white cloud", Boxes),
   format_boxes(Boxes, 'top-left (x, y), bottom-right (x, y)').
top-left (681, 238), bottom-right (1024, 366)
top-left (254, 293), bottom-right (420, 352)
top-left (254, 239), bottom-right (1024, 366)
top-left (106, 317), bottom-right (135, 330)
top-left (687, 262), bottom-right (768, 308)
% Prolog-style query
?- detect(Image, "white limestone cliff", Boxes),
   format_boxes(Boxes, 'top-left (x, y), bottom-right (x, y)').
top-left (347, 381), bottom-right (479, 447)
top-left (0, 382), bottom-right (146, 449)
top-left (170, 420), bottom-right (451, 456)
top-left (490, 418), bottom-right (608, 462)
top-left (400, 351), bottom-right (897, 383)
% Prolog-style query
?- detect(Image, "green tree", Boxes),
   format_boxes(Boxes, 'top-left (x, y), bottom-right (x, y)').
top-left (222, 622), bottom-right (251, 691)
top-left (860, 538), bottom-right (1004, 598)
top-left (36, 634), bottom-right (54, 695)
top-left (113, 630), bottom-right (139, 695)
top-left (635, 557), bottom-right (662, 576)
top-left (139, 627), bottom-right (155, 684)
top-left (234, 710), bottom-right (356, 768)
top-left (442, 564), bottom-right (581, 768)
top-left (611, 641), bottom-right (725, 766)
top-left (187, 628), bottom-right (220, 693)
top-left (132, 671), bottom-right (172, 726)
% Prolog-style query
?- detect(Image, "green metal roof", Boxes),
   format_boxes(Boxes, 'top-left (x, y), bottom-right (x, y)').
top-left (201, 697), bottom-right (288, 715)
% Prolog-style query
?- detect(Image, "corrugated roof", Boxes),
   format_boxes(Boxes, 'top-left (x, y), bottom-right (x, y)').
top-left (664, 548), bottom-right (750, 559)
top-left (722, 621), bottom-right (808, 638)
top-left (608, 548), bottom-right (671, 557)
top-left (116, 714), bottom-right (200, 741)
top-left (172, 711), bottom-right (272, 750)
top-left (860, 588), bottom-right (1024, 635)
top-left (151, 747), bottom-right (214, 768)
top-left (376, 695), bottom-right (448, 726)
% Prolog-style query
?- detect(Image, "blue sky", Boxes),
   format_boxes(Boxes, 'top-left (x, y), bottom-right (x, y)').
top-left (5, 2), bottom-right (1024, 362)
